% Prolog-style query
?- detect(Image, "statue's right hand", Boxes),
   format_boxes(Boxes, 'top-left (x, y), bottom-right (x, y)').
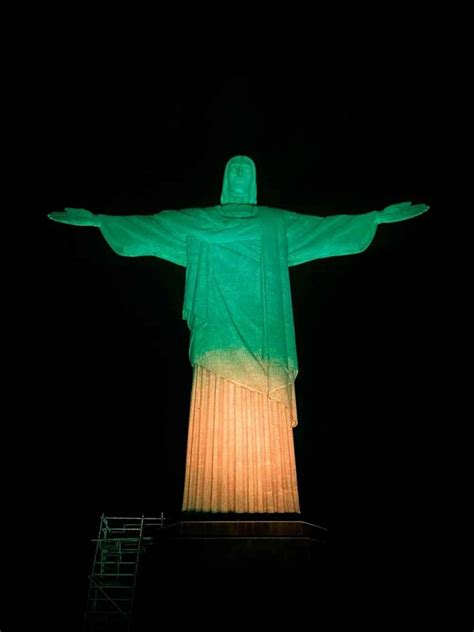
top-left (48, 208), bottom-right (100, 227)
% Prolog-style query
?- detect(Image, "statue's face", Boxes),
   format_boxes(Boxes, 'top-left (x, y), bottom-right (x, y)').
top-left (227, 161), bottom-right (253, 197)
top-left (221, 155), bottom-right (257, 205)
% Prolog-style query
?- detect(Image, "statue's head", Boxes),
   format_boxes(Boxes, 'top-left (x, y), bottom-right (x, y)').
top-left (220, 155), bottom-right (257, 205)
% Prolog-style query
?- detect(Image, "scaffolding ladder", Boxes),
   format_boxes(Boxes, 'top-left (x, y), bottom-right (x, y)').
top-left (83, 513), bottom-right (165, 631)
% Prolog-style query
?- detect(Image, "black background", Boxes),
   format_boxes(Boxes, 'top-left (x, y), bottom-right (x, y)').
top-left (6, 32), bottom-right (441, 628)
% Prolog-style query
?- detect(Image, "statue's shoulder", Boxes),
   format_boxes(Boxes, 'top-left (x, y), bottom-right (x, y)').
top-left (261, 205), bottom-right (291, 212)
top-left (167, 207), bottom-right (214, 223)
top-left (176, 206), bottom-right (209, 215)
top-left (258, 206), bottom-right (292, 220)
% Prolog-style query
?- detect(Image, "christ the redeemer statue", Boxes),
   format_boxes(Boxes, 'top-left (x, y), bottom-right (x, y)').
top-left (48, 155), bottom-right (429, 514)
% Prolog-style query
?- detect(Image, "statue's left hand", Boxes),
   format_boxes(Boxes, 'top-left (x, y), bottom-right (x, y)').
top-left (48, 208), bottom-right (101, 227)
top-left (377, 201), bottom-right (430, 224)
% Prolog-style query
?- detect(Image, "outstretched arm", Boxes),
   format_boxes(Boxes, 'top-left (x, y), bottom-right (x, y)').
top-left (286, 209), bottom-right (379, 266)
top-left (286, 200), bottom-right (429, 266)
top-left (377, 201), bottom-right (430, 224)
top-left (48, 207), bottom-right (187, 266)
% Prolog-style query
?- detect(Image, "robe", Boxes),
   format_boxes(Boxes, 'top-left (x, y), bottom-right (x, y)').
top-left (98, 204), bottom-right (379, 512)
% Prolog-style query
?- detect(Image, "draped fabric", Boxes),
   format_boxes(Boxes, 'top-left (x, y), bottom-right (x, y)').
top-left (182, 365), bottom-right (300, 514)
top-left (98, 205), bottom-right (379, 512)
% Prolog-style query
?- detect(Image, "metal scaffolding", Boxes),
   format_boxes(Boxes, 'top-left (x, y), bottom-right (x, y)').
top-left (83, 514), bottom-right (165, 631)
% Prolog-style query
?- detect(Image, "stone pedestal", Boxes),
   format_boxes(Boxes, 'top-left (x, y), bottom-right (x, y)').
top-left (154, 519), bottom-right (327, 568)
top-left (133, 519), bottom-right (328, 629)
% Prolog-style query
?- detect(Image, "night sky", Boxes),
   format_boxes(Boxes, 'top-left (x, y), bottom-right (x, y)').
top-left (13, 54), bottom-right (438, 627)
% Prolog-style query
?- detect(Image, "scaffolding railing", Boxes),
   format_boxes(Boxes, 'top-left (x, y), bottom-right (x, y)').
top-left (83, 513), bottom-right (166, 631)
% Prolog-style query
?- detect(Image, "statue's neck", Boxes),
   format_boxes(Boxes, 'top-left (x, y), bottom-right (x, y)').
top-left (219, 204), bottom-right (257, 218)
top-left (226, 193), bottom-right (251, 204)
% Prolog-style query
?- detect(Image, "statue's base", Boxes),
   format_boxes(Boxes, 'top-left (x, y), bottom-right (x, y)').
top-left (152, 518), bottom-right (327, 568)
top-left (133, 519), bottom-right (328, 628)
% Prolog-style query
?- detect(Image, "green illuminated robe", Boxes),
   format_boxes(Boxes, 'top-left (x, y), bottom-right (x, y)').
top-left (98, 204), bottom-right (379, 511)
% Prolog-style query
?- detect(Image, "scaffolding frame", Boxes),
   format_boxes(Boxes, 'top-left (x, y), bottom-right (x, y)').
top-left (83, 513), bottom-right (165, 631)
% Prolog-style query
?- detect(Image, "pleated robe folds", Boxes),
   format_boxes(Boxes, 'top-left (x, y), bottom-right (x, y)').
top-left (98, 204), bottom-right (379, 512)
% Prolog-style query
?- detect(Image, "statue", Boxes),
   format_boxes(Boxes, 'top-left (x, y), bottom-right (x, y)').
top-left (48, 155), bottom-right (429, 514)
